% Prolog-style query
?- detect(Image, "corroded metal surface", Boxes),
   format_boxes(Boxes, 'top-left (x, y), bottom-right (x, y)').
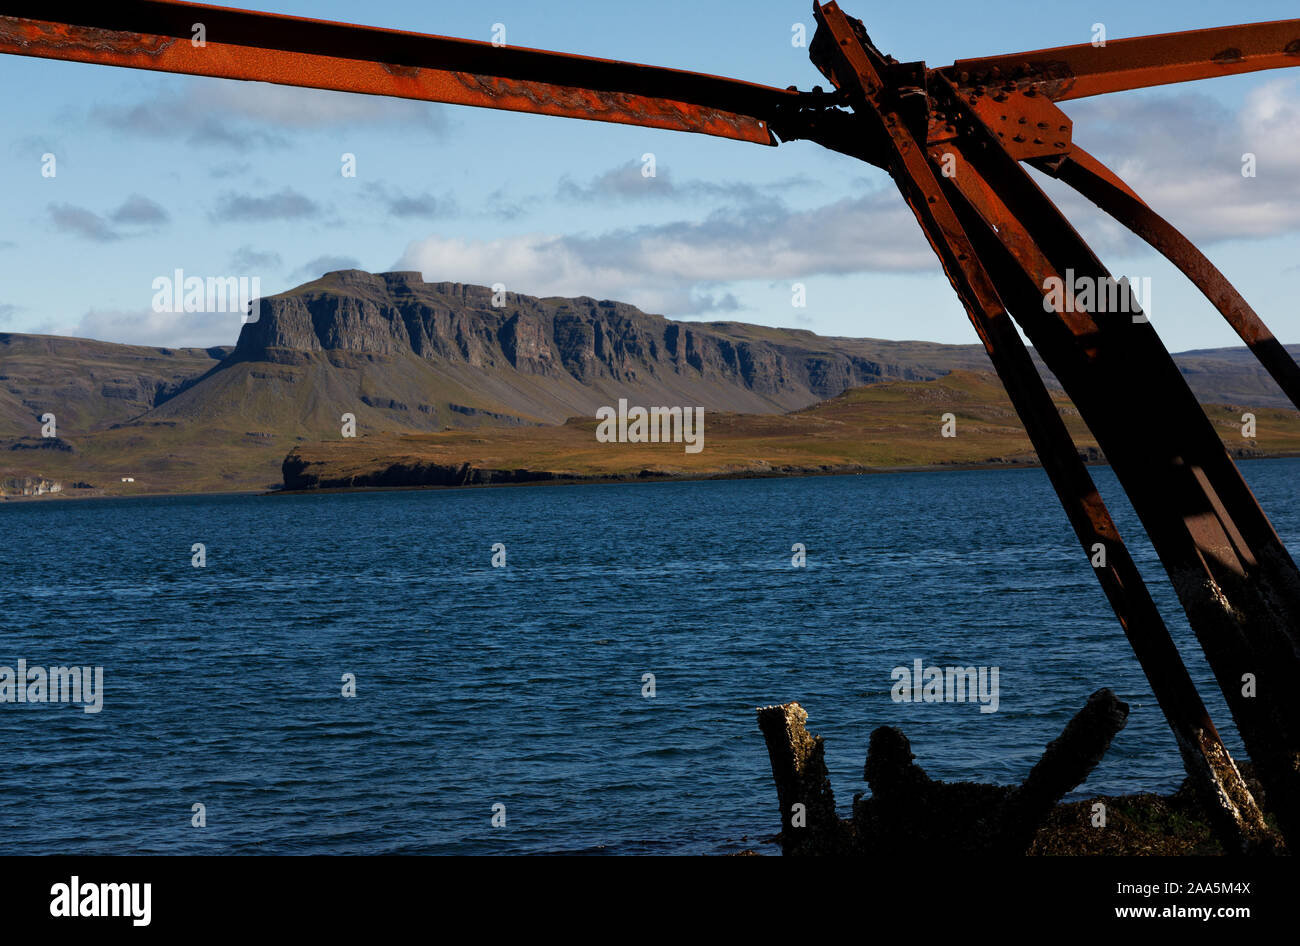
top-left (0, 1), bottom-right (795, 145)
top-left (944, 18), bottom-right (1300, 101)
top-left (1035, 145), bottom-right (1300, 412)
top-left (810, 0), bottom-right (1283, 852)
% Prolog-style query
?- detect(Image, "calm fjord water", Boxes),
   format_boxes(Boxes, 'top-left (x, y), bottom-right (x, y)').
top-left (2, 460), bottom-right (1296, 855)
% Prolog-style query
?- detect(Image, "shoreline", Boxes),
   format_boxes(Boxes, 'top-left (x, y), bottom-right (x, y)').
top-left (0, 488), bottom-right (265, 504)
top-left (4, 451), bottom-right (1296, 504)
top-left (269, 457), bottom-right (1072, 496)
top-left (270, 449), bottom-right (1300, 497)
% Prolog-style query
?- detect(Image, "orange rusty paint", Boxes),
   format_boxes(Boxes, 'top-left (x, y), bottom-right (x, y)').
top-left (945, 18), bottom-right (1300, 101)
top-left (0, 1), bottom-right (794, 145)
top-left (1037, 145), bottom-right (1300, 409)
top-left (963, 88), bottom-right (1073, 162)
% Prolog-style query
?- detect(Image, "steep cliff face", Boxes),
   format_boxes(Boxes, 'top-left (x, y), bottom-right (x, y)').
top-left (227, 270), bottom-right (967, 417)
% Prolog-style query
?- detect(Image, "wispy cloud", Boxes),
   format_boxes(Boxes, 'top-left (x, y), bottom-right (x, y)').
top-left (48, 194), bottom-right (170, 241)
top-left (68, 307), bottom-right (240, 349)
top-left (92, 81), bottom-right (449, 149)
top-left (109, 195), bottom-right (169, 226)
top-left (211, 188), bottom-right (319, 223)
top-left (48, 204), bottom-right (120, 242)
top-left (208, 160), bottom-right (253, 180)
top-left (229, 246), bottom-right (283, 271)
top-left (361, 182), bottom-right (458, 220)
top-left (1052, 78), bottom-right (1300, 247)
top-left (557, 159), bottom-right (812, 205)
top-left (395, 187), bottom-right (930, 316)
top-left (485, 187), bottom-right (527, 221)
top-left (293, 255), bottom-right (361, 280)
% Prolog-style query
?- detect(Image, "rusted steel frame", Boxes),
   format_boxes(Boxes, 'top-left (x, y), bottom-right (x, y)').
top-left (1030, 146), bottom-right (1300, 412)
top-left (950, 51), bottom-right (1300, 412)
top-left (958, 192), bottom-right (1300, 853)
top-left (808, 1), bottom-right (1271, 853)
top-left (942, 18), bottom-right (1300, 102)
top-left (0, 0), bottom-right (794, 145)
top-left (936, 148), bottom-right (1271, 851)
top-left (926, 72), bottom-right (1300, 846)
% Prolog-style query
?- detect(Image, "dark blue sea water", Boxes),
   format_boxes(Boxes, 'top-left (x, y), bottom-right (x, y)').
top-left (1, 459), bottom-right (1296, 854)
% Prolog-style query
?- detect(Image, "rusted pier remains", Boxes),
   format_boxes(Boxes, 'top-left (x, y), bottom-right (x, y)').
top-left (4, 2), bottom-right (1300, 848)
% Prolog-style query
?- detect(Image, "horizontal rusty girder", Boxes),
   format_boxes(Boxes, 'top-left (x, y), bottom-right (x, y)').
top-left (944, 17), bottom-right (1300, 101)
top-left (0, 0), bottom-right (796, 145)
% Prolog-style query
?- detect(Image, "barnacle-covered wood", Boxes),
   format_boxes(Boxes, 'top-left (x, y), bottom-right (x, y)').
top-left (755, 702), bottom-right (851, 855)
top-left (760, 689), bottom-right (1133, 855)
top-left (999, 688), bottom-right (1131, 851)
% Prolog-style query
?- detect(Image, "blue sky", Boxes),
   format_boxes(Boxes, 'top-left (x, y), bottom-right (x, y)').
top-left (1, 0), bottom-right (1297, 351)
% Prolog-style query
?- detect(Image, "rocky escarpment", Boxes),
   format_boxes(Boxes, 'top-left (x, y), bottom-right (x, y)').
top-left (283, 453), bottom-right (616, 490)
top-left (281, 451), bottom-right (871, 491)
top-left (230, 270), bottom-right (989, 414)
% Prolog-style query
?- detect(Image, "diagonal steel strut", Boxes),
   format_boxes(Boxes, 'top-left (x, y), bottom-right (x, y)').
top-left (810, 0), bottom-right (1287, 853)
top-left (810, 1), bottom-right (1300, 848)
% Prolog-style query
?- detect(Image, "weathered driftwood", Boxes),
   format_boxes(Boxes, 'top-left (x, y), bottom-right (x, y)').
top-left (998, 688), bottom-right (1131, 852)
top-left (755, 702), bottom-right (852, 855)
top-left (757, 689), bottom-right (1131, 855)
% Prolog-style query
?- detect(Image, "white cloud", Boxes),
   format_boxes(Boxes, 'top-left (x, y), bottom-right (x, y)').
top-left (93, 81), bottom-right (448, 147)
top-left (392, 80), bottom-right (1300, 318)
top-left (67, 308), bottom-right (241, 349)
top-left (395, 188), bottom-right (934, 316)
top-left (1056, 77), bottom-right (1300, 245)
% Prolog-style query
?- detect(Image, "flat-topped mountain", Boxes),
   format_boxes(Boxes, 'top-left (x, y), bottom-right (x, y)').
top-left (1, 269), bottom-right (1296, 495)
top-left (207, 268), bottom-right (994, 430)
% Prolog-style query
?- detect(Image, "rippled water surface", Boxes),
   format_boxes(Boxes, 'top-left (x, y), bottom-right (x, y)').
top-left (2, 459), bottom-right (1296, 854)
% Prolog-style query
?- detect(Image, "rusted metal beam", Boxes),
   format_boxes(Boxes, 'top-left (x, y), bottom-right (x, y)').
top-left (941, 69), bottom-right (1300, 414)
top-left (944, 18), bottom-right (1300, 101)
top-left (0, 0), bottom-right (795, 145)
top-left (946, 60), bottom-right (1300, 416)
top-left (1031, 145), bottom-right (1300, 412)
top-left (809, 0), bottom-right (1277, 853)
top-left (935, 152), bottom-right (1282, 851)
top-left (917, 64), bottom-right (1300, 846)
